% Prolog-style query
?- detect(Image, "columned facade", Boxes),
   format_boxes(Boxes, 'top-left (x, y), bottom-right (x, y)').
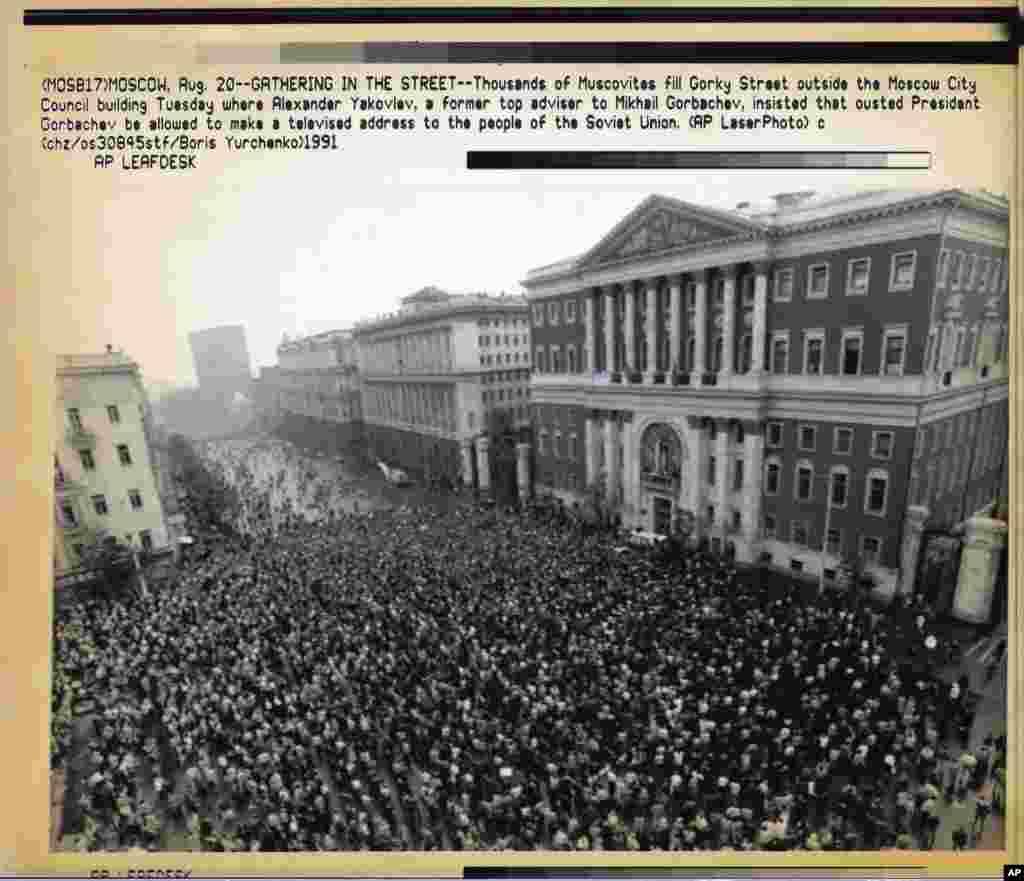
top-left (524, 189), bottom-right (1009, 593)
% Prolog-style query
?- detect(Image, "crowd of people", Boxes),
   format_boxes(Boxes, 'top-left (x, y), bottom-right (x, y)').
top-left (52, 436), bottom-right (1006, 852)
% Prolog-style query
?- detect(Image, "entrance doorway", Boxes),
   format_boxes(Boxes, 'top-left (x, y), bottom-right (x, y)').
top-left (652, 497), bottom-right (672, 536)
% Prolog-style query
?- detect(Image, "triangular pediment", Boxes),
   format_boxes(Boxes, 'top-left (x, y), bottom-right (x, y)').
top-left (579, 195), bottom-right (765, 268)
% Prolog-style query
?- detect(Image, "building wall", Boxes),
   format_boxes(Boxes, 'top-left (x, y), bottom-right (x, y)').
top-left (56, 366), bottom-right (169, 573)
top-left (531, 402), bottom-right (587, 495)
top-left (760, 418), bottom-right (914, 570)
top-left (189, 325), bottom-right (252, 394)
top-left (910, 398), bottom-right (1009, 526)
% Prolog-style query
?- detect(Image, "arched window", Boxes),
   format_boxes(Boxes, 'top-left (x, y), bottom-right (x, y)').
top-left (712, 336), bottom-right (724, 373)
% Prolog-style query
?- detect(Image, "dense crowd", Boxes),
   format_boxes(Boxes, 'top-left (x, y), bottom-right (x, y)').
top-left (52, 438), bottom-right (1005, 852)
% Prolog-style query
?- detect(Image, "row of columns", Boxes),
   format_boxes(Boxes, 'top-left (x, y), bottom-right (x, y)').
top-left (459, 435), bottom-right (533, 500)
top-left (584, 263), bottom-right (770, 383)
top-left (582, 409), bottom-right (765, 555)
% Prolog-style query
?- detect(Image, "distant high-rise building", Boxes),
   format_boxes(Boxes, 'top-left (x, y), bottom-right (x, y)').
top-left (189, 325), bottom-right (252, 400)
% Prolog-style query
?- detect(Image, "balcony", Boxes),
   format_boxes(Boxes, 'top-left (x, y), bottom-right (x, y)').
top-left (64, 427), bottom-right (96, 449)
top-left (641, 469), bottom-right (681, 491)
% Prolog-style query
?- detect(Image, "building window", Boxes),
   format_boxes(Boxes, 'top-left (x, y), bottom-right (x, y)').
top-left (773, 268), bottom-right (794, 302)
top-left (865, 470), bottom-right (889, 516)
top-left (826, 528), bottom-right (842, 557)
top-left (117, 445), bottom-right (133, 466)
top-left (567, 346), bottom-right (578, 373)
top-left (67, 408), bottom-right (83, 431)
top-left (734, 422), bottom-right (745, 444)
top-left (732, 510), bottom-right (742, 532)
top-left (79, 449), bottom-right (96, 471)
top-left (841, 330), bottom-right (863, 376)
top-left (792, 521), bottom-right (809, 547)
top-left (807, 263), bottom-right (830, 299)
top-left (765, 459), bottom-right (781, 495)
top-left (860, 536), bottom-right (882, 566)
top-left (548, 302), bottom-right (560, 325)
top-left (936, 249), bottom-right (949, 288)
top-left (739, 334), bottom-right (752, 373)
top-left (140, 530), bottom-right (153, 553)
top-left (734, 459), bottom-right (745, 491)
top-left (566, 300), bottom-right (577, 323)
top-left (538, 431), bottom-right (549, 455)
top-left (712, 337), bottom-right (724, 373)
top-left (803, 331), bottom-right (825, 376)
top-left (533, 304), bottom-right (544, 326)
top-left (568, 434), bottom-right (578, 460)
top-left (707, 455), bottom-right (717, 486)
top-left (686, 335), bottom-right (696, 373)
top-left (129, 490), bottom-right (143, 511)
top-left (871, 431), bottom-right (894, 460)
top-left (882, 328), bottom-right (907, 376)
top-left (798, 425), bottom-right (817, 452)
top-left (107, 404), bottom-right (121, 424)
top-left (92, 494), bottom-right (109, 516)
top-left (889, 251), bottom-right (917, 291)
top-left (771, 333), bottom-right (790, 374)
top-left (846, 258), bottom-right (871, 296)
top-left (795, 463), bottom-right (814, 501)
top-left (833, 427), bottom-right (853, 455)
top-left (706, 505), bottom-right (716, 526)
top-left (60, 503), bottom-right (78, 528)
top-left (830, 469), bottom-right (849, 509)
top-left (764, 514), bottom-right (777, 539)
top-left (766, 422), bottom-right (783, 448)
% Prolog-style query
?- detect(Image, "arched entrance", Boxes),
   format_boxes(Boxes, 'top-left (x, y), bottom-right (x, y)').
top-left (639, 421), bottom-right (685, 536)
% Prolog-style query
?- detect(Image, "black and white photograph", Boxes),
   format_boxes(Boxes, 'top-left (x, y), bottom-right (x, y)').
top-left (48, 174), bottom-right (1010, 854)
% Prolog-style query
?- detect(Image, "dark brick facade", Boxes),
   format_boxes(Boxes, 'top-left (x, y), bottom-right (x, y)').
top-left (531, 402), bottom-right (587, 493)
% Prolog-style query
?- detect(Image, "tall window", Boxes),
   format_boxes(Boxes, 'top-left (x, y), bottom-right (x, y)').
top-left (548, 302), bottom-right (560, 325)
top-left (833, 426), bottom-right (854, 455)
top-left (766, 422), bottom-right (783, 448)
top-left (60, 503), bottom-right (78, 527)
top-left (765, 459), bottom-right (781, 495)
top-left (117, 444), bottom-right (133, 466)
top-left (739, 334), bottom-right (752, 373)
top-left (67, 408), bottom-right (83, 431)
top-left (950, 251), bottom-right (964, 290)
top-left (804, 331), bottom-right (824, 375)
top-left (532, 304), bottom-right (544, 326)
top-left (79, 449), bottom-right (96, 471)
top-left (771, 333), bottom-right (790, 374)
top-left (889, 252), bottom-right (917, 291)
top-left (846, 258), bottom-right (870, 296)
top-left (566, 299), bottom-right (577, 322)
top-left (92, 494), bottom-right (109, 516)
top-left (107, 405), bottom-right (121, 424)
top-left (882, 328), bottom-right (907, 376)
top-left (140, 530), bottom-right (153, 553)
top-left (686, 335), bottom-right (696, 373)
top-left (830, 469), bottom-right (849, 508)
top-left (872, 431), bottom-right (894, 460)
top-left (129, 490), bottom-right (143, 511)
top-left (773, 268), bottom-right (794, 302)
top-left (734, 459), bottom-right (745, 491)
top-left (807, 263), bottom-right (830, 299)
top-left (567, 346), bottom-right (578, 373)
top-left (798, 425), bottom-right (817, 452)
top-left (712, 337), bottom-right (724, 373)
top-left (707, 455), bottom-right (717, 485)
top-left (795, 463), bottom-right (814, 501)
top-left (841, 331), bottom-right (863, 376)
top-left (865, 470), bottom-right (889, 516)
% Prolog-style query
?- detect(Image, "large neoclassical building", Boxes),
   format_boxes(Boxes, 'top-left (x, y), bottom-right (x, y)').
top-left (523, 188), bottom-right (1009, 605)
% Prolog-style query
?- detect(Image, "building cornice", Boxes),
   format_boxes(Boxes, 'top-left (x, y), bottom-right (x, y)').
top-left (354, 298), bottom-right (527, 336)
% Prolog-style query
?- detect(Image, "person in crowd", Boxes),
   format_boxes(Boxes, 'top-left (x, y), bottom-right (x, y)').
top-left (51, 437), bottom-right (1006, 853)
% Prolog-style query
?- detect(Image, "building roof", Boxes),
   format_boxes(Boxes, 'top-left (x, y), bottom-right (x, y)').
top-left (58, 351), bottom-right (139, 374)
top-left (354, 290), bottom-right (528, 335)
top-left (524, 188), bottom-right (1008, 286)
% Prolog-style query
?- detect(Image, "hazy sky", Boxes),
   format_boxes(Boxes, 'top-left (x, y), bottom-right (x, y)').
top-left (24, 68), bottom-right (1011, 389)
